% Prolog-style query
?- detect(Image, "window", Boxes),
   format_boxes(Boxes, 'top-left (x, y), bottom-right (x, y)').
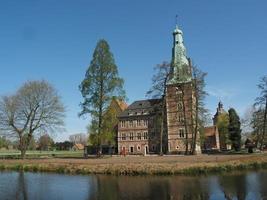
top-left (178, 114), bottom-right (184, 122)
top-left (130, 132), bottom-right (134, 140)
top-left (137, 146), bottom-right (141, 151)
top-left (175, 89), bottom-right (182, 95)
top-left (137, 120), bottom-right (141, 126)
top-left (144, 120), bottom-right (148, 127)
top-left (177, 94), bottom-right (183, 101)
top-left (129, 120), bottom-right (133, 127)
top-left (120, 121), bottom-right (126, 128)
top-left (130, 146), bottom-right (134, 153)
top-left (177, 103), bottom-right (183, 111)
top-left (121, 133), bottom-right (126, 140)
top-left (151, 132), bottom-right (155, 137)
top-left (143, 132), bottom-right (148, 140)
top-left (179, 129), bottom-right (185, 138)
top-left (137, 132), bottom-right (141, 140)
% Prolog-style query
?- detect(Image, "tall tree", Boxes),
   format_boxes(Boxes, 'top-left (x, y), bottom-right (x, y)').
top-left (228, 108), bottom-right (242, 151)
top-left (191, 66), bottom-right (208, 154)
top-left (254, 75), bottom-right (267, 149)
top-left (147, 61), bottom-right (170, 155)
top-left (0, 80), bottom-right (65, 158)
top-left (79, 39), bottom-right (125, 153)
top-left (250, 108), bottom-right (264, 147)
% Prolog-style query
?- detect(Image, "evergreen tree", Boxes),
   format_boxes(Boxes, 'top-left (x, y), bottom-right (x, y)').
top-left (79, 39), bottom-right (125, 152)
top-left (228, 108), bottom-right (242, 151)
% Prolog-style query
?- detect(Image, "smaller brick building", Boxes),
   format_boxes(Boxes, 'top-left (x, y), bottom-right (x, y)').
top-left (203, 102), bottom-right (230, 151)
top-left (203, 126), bottom-right (220, 150)
top-left (117, 99), bottom-right (163, 155)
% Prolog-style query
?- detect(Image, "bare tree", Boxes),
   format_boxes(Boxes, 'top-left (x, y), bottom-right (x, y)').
top-left (147, 61), bottom-right (170, 155)
top-left (250, 108), bottom-right (264, 147)
top-left (175, 83), bottom-right (190, 154)
top-left (38, 134), bottom-right (54, 151)
top-left (0, 80), bottom-right (65, 158)
top-left (69, 133), bottom-right (88, 145)
top-left (191, 65), bottom-right (208, 154)
top-left (254, 76), bottom-right (267, 150)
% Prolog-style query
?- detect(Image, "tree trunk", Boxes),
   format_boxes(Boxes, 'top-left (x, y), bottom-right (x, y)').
top-left (255, 129), bottom-right (260, 148)
top-left (260, 98), bottom-right (267, 150)
top-left (192, 100), bottom-right (199, 155)
top-left (20, 134), bottom-right (33, 159)
top-left (98, 76), bottom-right (104, 156)
top-left (20, 148), bottom-right (26, 159)
top-left (180, 85), bottom-right (189, 155)
top-left (18, 134), bottom-right (26, 159)
top-left (159, 96), bottom-right (165, 155)
top-left (191, 81), bottom-right (199, 155)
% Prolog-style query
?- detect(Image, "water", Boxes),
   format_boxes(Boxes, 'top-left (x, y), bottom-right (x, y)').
top-left (0, 171), bottom-right (266, 200)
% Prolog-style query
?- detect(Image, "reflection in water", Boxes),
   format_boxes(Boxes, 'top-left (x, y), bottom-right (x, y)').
top-left (16, 172), bottom-right (28, 200)
top-left (0, 171), bottom-right (266, 200)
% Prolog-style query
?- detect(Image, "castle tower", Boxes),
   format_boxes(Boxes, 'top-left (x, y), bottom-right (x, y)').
top-left (166, 24), bottom-right (201, 154)
top-left (213, 101), bottom-right (226, 125)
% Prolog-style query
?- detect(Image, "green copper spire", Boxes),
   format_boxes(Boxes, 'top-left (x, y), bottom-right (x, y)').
top-left (168, 24), bottom-right (192, 84)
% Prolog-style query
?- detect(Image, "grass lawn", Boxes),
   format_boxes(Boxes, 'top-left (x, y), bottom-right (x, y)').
top-left (0, 150), bottom-right (84, 159)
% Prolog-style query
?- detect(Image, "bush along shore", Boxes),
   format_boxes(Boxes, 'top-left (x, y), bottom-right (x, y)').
top-left (0, 160), bottom-right (267, 176)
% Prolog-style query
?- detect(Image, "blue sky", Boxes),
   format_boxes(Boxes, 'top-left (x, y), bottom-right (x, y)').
top-left (0, 0), bottom-right (266, 141)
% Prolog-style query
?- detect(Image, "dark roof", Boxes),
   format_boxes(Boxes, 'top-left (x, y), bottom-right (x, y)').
top-left (119, 99), bottom-right (162, 118)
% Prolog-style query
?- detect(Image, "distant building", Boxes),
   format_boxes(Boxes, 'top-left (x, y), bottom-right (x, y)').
top-left (213, 101), bottom-right (227, 125)
top-left (203, 126), bottom-right (220, 150)
top-left (107, 97), bottom-right (128, 115)
top-left (203, 102), bottom-right (230, 151)
top-left (72, 143), bottom-right (84, 151)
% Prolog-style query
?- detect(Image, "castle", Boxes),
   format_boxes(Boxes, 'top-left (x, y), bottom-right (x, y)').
top-left (117, 24), bottom-right (202, 155)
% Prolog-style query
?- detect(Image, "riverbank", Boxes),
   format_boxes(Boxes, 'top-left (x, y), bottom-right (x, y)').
top-left (1, 153), bottom-right (267, 175)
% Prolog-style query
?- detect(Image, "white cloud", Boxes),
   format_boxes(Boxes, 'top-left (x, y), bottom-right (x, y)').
top-left (206, 86), bottom-right (238, 101)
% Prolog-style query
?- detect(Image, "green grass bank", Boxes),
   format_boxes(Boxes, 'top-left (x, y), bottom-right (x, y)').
top-left (0, 153), bottom-right (267, 176)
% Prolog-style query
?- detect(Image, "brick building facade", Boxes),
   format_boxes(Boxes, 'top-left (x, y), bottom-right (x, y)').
top-left (117, 99), bottom-right (163, 155)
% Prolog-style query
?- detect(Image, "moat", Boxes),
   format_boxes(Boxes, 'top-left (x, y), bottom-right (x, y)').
top-left (0, 170), bottom-right (266, 200)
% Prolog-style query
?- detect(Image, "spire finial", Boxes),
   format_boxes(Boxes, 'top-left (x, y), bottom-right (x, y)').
top-left (175, 14), bottom-right (178, 26)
